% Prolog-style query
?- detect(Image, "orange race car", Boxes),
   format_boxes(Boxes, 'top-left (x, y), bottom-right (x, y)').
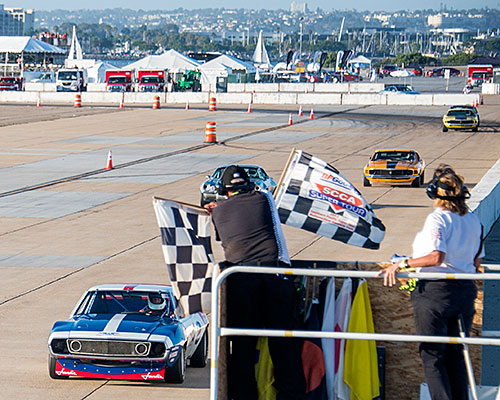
top-left (363, 149), bottom-right (426, 187)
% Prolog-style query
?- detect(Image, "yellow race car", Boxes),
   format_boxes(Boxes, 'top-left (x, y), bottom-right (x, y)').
top-left (442, 107), bottom-right (479, 132)
top-left (363, 149), bottom-right (425, 187)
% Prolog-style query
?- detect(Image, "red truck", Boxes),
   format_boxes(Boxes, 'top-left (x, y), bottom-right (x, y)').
top-left (0, 76), bottom-right (23, 91)
top-left (105, 70), bottom-right (133, 92)
top-left (468, 64), bottom-right (493, 87)
top-left (136, 70), bottom-right (166, 92)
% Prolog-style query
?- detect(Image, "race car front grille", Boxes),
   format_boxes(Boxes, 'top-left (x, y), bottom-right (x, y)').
top-left (66, 339), bottom-right (152, 357)
top-left (448, 119), bottom-right (475, 126)
top-left (369, 169), bottom-right (414, 177)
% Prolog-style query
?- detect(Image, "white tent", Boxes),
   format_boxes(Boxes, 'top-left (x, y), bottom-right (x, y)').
top-left (86, 61), bottom-right (117, 83)
top-left (349, 55), bottom-right (372, 66)
top-left (252, 30), bottom-right (270, 68)
top-left (199, 54), bottom-right (256, 90)
top-left (200, 54), bottom-right (256, 73)
top-left (124, 49), bottom-right (200, 72)
top-left (0, 36), bottom-right (66, 54)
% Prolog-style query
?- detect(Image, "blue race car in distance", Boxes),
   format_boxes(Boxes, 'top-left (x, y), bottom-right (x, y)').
top-left (200, 164), bottom-right (277, 206)
top-left (48, 284), bottom-right (208, 383)
top-left (379, 84), bottom-right (420, 94)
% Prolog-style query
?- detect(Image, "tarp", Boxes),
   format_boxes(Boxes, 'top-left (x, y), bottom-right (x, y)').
top-left (199, 54), bottom-right (256, 73)
top-left (0, 36), bottom-right (66, 54)
top-left (124, 49), bottom-right (200, 72)
top-left (469, 56), bottom-right (500, 66)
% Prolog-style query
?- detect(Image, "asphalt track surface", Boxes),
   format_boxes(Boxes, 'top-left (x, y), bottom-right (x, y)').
top-left (1, 100), bottom-right (500, 400)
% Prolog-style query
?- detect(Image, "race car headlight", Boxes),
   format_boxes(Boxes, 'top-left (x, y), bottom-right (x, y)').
top-left (205, 184), bottom-right (217, 193)
top-left (149, 342), bottom-right (166, 357)
top-left (50, 339), bottom-right (69, 354)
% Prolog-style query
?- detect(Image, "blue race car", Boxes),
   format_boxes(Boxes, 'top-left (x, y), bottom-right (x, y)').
top-left (47, 284), bottom-right (208, 383)
top-left (200, 164), bottom-right (277, 206)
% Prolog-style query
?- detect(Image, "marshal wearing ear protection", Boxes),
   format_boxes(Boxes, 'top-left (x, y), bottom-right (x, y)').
top-left (426, 170), bottom-right (470, 200)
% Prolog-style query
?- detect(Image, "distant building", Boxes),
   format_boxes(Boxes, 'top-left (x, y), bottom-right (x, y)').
top-left (290, 1), bottom-right (308, 13)
top-left (427, 14), bottom-right (443, 28)
top-left (0, 4), bottom-right (34, 35)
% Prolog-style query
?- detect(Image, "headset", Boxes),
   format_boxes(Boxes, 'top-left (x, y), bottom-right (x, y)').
top-left (425, 169), bottom-right (470, 200)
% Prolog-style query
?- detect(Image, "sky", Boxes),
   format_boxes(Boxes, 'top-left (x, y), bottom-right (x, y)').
top-left (8, 0), bottom-right (500, 11)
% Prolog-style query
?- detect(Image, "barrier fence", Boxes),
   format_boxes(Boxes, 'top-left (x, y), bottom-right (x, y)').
top-left (209, 263), bottom-right (500, 400)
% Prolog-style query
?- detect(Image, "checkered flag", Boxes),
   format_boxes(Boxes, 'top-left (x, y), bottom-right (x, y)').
top-left (275, 150), bottom-right (385, 249)
top-left (153, 197), bottom-right (214, 316)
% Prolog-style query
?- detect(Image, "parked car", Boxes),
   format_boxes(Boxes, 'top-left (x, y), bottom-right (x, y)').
top-left (0, 76), bottom-right (22, 91)
top-left (200, 164), bottom-right (277, 206)
top-left (442, 107), bottom-right (479, 132)
top-left (390, 69), bottom-right (415, 78)
top-left (47, 284), bottom-right (208, 383)
top-left (428, 67), bottom-right (460, 77)
top-left (363, 149), bottom-right (426, 187)
top-left (408, 63), bottom-right (423, 76)
top-left (381, 65), bottom-right (398, 76)
top-left (379, 85), bottom-right (420, 94)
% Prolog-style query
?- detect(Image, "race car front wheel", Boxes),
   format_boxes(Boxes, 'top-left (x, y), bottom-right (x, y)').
top-left (190, 330), bottom-right (208, 368)
top-left (48, 355), bottom-right (68, 379)
top-left (165, 347), bottom-right (186, 384)
top-left (363, 177), bottom-right (371, 187)
top-left (442, 125), bottom-right (448, 132)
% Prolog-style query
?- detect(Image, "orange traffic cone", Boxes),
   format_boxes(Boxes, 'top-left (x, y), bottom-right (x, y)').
top-left (153, 96), bottom-right (160, 109)
top-left (247, 103), bottom-right (252, 113)
top-left (288, 113), bottom-right (293, 126)
top-left (185, 101), bottom-right (190, 110)
top-left (209, 97), bottom-right (217, 111)
top-left (74, 93), bottom-right (82, 108)
top-left (119, 96), bottom-right (124, 109)
top-left (204, 121), bottom-right (217, 143)
top-left (105, 150), bottom-right (113, 170)
top-left (298, 105), bottom-right (303, 116)
top-left (309, 109), bottom-right (314, 120)
top-left (36, 96), bottom-right (41, 108)
top-left (480, 96), bottom-right (484, 105)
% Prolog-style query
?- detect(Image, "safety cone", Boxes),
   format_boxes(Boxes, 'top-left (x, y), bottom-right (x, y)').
top-left (152, 96), bottom-right (160, 109)
top-left (247, 103), bottom-right (252, 113)
top-left (480, 96), bottom-right (484, 105)
top-left (298, 105), bottom-right (303, 116)
top-left (185, 101), bottom-right (190, 110)
top-left (119, 96), bottom-right (124, 109)
top-left (309, 108), bottom-right (314, 120)
top-left (204, 121), bottom-right (217, 143)
top-left (105, 150), bottom-right (113, 170)
top-left (36, 95), bottom-right (41, 108)
top-left (288, 113), bottom-right (293, 126)
top-left (209, 97), bottom-right (217, 111)
top-left (74, 93), bottom-right (82, 108)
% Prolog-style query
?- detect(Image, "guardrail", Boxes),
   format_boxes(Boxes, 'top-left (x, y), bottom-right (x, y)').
top-left (209, 263), bottom-right (500, 400)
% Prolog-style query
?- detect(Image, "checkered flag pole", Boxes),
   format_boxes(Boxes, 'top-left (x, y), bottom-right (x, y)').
top-left (275, 150), bottom-right (386, 249)
top-left (153, 197), bottom-right (214, 316)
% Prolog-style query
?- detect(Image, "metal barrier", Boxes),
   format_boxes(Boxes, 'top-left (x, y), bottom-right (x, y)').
top-left (209, 263), bottom-right (500, 400)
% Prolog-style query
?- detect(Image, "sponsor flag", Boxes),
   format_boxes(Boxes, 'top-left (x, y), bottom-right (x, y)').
top-left (333, 278), bottom-right (353, 400)
top-left (344, 279), bottom-right (380, 400)
top-left (321, 278), bottom-right (336, 399)
top-left (153, 197), bottom-right (214, 316)
top-left (275, 150), bottom-right (385, 249)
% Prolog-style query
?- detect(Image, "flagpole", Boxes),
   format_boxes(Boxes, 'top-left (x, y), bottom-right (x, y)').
top-left (273, 147), bottom-right (296, 199)
top-left (152, 196), bottom-right (207, 212)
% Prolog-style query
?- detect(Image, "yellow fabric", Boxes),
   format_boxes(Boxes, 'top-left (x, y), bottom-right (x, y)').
top-left (344, 280), bottom-right (380, 400)
top-left (255, 337), bottom-right (277, 400)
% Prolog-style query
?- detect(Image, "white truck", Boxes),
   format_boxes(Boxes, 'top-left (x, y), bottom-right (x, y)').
top-left (56, 68), bottom-right (87, 92)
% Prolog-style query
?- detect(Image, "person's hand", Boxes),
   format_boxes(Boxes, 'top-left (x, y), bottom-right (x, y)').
top-left (204, 201), bottom-right (218, 213)
top-left (377, 262), bottom-right (401, 287)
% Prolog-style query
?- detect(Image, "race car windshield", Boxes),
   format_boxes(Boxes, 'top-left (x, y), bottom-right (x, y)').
top-left (84, 291), bottom-right (170, 315)
top-left (448, 110), bottom-right (472, 117)
top-left (372, 152), bottom-right (415, 161)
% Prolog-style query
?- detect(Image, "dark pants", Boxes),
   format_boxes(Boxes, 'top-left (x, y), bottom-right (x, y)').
top-left (226, 271), bottom-right (306, 400)
top-left (411, 280), bottom-right (477, 400)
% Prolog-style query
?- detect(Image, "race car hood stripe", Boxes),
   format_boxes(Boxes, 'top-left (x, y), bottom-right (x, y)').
top-left (103, 313), bottom-right (127, 333)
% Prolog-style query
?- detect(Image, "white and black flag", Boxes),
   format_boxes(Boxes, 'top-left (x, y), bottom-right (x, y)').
top-left (153, 197), bottom-right (214, 316)
top-left (275, 150), bottom-right (385, 249)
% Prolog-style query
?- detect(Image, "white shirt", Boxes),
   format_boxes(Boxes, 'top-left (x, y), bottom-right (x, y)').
top-left (412, 208), bottom-right (484, 274)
